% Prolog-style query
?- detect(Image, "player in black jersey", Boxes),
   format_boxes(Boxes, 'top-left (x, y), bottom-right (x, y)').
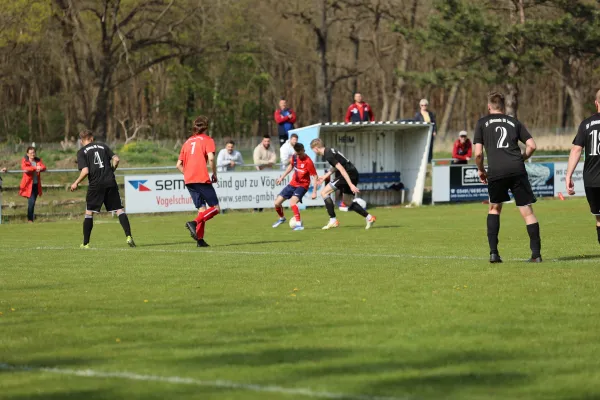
top-left (310, 138), bottom-right (376, 230)
top-left (474, 92), bottom-right (541, 263)
top-left (566, 89), bottom-right (600, 244)
top-left (70, 129), bottom-right (135, 248)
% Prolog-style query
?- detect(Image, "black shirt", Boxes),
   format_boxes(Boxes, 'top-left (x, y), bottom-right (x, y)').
top-left (323, 148), bottom-right (358, 175)
top-left (473, 114), bottom-right (532, 181)
top-left (77, 142), bottom-right (117, 189)
top-left (573, 113), bottom-right (600, 187)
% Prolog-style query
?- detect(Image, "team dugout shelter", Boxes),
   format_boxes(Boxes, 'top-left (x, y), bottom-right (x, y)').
top-left (289, 121), bottom-right (434, 206)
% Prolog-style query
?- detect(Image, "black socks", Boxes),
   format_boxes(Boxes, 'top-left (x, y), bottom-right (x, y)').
top-left (487, 214), bottom-right (500, 254)
top-left (526, 222), bottom-right (541, 258)
top-left (596, 226), bottom-right (600, 244)
top-left (119, 213), bottom-right (132, 237)
top-left (83, 215), bottom-right (93, 245)
top-left (324, 197), bottom-right (336, 218)
top-left (348, 201), bottom-right (369, 218)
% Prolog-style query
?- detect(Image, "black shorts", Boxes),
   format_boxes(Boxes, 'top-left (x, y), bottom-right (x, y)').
top-left (87, 186), bottom-right (123, 213)
top-left (186, 183), bottom-right (219, 208)
top-left (584, 187), bottom-right (600, 215)
top-left (330, 171), bottom-right (359, 195)
top-left (488, 174), bottom-right (536, 207)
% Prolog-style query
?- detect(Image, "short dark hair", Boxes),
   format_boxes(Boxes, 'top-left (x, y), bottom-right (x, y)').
top-left (263, 134), bottom-right (271, 139)
top-left (193, 116), bottom-right (209, 134)
top-left (488, 91), bottom-right (505, 112)
top-left (226, 140), bottom-right (235, 146)
top-left (290, 133), bottom-right (298, 139)
top-left (293, 143), bottom-right (305, 152)
top-left (79, 129), bottom-right (94, 141)
top-left (26, 146), bottom-right (36, 153)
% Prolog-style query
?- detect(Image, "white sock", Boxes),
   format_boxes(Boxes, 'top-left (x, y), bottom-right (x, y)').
top-left (329, 217), bottom-right (337, 223)
top-left (366, 214), bottom-right (372, 220)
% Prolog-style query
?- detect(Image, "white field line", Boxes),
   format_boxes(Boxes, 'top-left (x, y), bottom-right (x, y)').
top-left (0, 363), bottom-right (409, 400)
top-left (0, 245), bottom-right (597, 263)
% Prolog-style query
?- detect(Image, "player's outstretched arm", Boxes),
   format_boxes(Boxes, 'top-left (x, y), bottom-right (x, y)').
top-left (335, 163), bottom-right (359, 194)
top-left (474, 143), bottom-right (487, 184)
top-left (176, 160), bottom-right (184, 174)
top-left (71, 167), bottom-right (89, 191)
top-left (522, 138), bottom-right (537, 161)
top-left (277, 163), bottom-right (293, 185)
top-left (566, 145), bottom-right (583, 196)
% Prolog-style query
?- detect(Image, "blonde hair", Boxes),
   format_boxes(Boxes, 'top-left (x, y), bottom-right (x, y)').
top-left (310, 138), bottom-right (324, 149)
top-left (419, 99), bottom-right (429, 106)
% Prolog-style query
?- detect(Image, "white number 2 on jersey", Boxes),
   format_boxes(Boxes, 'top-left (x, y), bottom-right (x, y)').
top-left (496, 126), bottom-right (509, 149)
top-left (93, 151), bottom-right (104, 169)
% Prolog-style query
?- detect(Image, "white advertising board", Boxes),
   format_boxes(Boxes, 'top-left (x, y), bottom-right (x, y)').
top-left (554, 162), bottom-right (584, 197)
top-left (125, 170), bottom-right (324, 214)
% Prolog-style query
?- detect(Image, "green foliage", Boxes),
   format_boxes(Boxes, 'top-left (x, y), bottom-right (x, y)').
top-left (0, 0), bottom-right (51, 46)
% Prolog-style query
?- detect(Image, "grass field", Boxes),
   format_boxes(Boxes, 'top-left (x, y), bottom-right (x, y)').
top-left (2, 199), bottom-right (600, 400)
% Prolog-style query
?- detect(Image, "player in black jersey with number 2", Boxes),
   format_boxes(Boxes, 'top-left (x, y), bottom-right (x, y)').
top-left (474, 92), bottom-right (542, 263)
top-left (566, 89), bottom-right (600, 244)
top-left (70, 129), bottom-right (135, 249)
top-left (310, 138), bottom-right (376, 230)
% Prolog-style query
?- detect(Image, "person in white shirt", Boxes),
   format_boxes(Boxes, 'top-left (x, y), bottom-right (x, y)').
top-left (217, 141), bottom-right (244, 172)
top-left (279, 134), bottom-right (298, 170)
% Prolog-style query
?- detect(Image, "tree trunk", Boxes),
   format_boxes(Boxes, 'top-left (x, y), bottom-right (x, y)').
top-left (439, 80), bottom-right (462, 137)
top-left (505, 79), bottom-right (519, 118)
top-left (565, 84), bottom-right (584, 126)
top-left (316, 0), bottom-right (329, 122)
top-left (506, 0), bottom-right (526, 118)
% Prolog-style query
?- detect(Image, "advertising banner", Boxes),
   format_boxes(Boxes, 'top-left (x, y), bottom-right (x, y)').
top-left (554, 162), bottom-right (585, 197)
top-left (125, 170), bottom-right (324, 214)
top-left (439, 163), bottom-right (557, 203)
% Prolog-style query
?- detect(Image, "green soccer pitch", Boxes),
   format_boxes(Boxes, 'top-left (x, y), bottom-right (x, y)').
top-left (2, 198), bottom-right (600, 400)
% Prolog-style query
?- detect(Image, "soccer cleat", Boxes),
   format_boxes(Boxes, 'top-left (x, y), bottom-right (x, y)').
top-left (292, 223), bottom-right (305, 231)
top-left (489, 253), bottom-right (503, 263)
top-left (322, 220), bottom-right (340, 230)
top-left (185, 221), bottom-right (198, 240)
top-left (80, 244), bottom-right (90, 249)
top-left (197, 239), bottom-right (210, 247)
top-left (272, 217), bottom-right (286, 228)
top-left (528, 256), bottom-right (543, 263)
top-left (365, 215), bottom-right (376, 230)
top-left (339, 202), bottom-right (349, 212)
top-left (126, 236), bottom-right (136, 248)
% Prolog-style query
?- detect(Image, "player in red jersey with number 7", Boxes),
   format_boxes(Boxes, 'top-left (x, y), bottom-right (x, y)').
top-left (177, 116), bottom-right (220, 247)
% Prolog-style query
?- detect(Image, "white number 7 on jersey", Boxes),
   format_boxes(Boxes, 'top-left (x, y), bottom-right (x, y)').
top-left (93, 151), bottom-right (104, 169)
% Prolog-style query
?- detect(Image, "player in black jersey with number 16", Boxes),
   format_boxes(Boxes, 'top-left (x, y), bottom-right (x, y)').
top-left (310, 138), bottom-right (376, 230)
top-left (566, 89), bottom-right (600, 244)
top-left (70, 129), bottom-right (135, 249)
top-left (474, 92), bottom-right (541, 263)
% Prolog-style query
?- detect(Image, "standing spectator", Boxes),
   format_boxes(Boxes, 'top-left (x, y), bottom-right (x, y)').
top-left (452, 131), bottom-right (472, 164)
top-left (217, 140), bottom-right (244, 172)
top-left (19, 146), bottom-right (46, 223)
top-left (345, 93), bottom-right (375, 123)
top-left (253, 135), bottom-right (277, 170)
top-left (414, 99), bottom-right (437, 162)
top-left (280, 134), bottom-right (298, 170)
top-left (274, 99), bottom-right (297, 146)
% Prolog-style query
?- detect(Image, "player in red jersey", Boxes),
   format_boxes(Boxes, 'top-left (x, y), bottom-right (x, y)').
top-left (272, 143), bottom-right (318, 230)
top-left (177, 116), bottom-right (220, 247)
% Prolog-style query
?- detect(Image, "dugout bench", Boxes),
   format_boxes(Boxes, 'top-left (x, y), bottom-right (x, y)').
top-left (357, 171), bottom-right (407, 205)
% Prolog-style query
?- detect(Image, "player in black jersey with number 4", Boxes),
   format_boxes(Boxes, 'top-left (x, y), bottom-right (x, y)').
top-left (474, 92), bottom-right (542, 263)
top-left (310, 138), bottom-right (376, 230)
top-left (70, 129), bottom-right (135, 249)
top-left (566, 89), bottom-right (600, 244)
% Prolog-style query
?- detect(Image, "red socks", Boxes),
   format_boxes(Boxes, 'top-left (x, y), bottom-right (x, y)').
top-left (291, 204), bottom-right (301, 221)
top-left (276, 206), bottom-right (284, 218)
top-left (194, 206), bottom-right (220, 237)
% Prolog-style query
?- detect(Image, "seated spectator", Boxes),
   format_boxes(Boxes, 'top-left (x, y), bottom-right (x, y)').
top-left (452, 131), bottom-right (472, 164)
top-left (280, 134), bottom-right (298, 170)
top-left (19, 146), bottom-right (46, 223)
top-left (217, 140), bottom-right (244, 172)
top-left (253, 135), bottom-right (277, 170)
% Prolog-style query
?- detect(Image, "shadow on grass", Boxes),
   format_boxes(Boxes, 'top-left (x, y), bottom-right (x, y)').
top-left (7, 390), bottom-right (114, 400)
top-left (187, 347), bottom-right (349, 367)
top-left (556, 254), bottom-right (600, 261)
top-left (215, 240), bottom-right (296, 247)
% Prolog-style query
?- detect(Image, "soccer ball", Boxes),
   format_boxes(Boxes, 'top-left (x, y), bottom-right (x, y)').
top-left (354, 198), bottom-right (367, 209)
top-left (289, 216), bottom-right (298, 229)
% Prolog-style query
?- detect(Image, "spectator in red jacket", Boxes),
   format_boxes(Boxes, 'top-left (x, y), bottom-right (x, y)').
top-left (452, 131), bottom-right (472, 165)
top-left (274, 99), bottom-right (297, 146)
top-left (19, 146), bottom-right (46, 222)
top-left (345, 93), bottom-right (375, 123)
